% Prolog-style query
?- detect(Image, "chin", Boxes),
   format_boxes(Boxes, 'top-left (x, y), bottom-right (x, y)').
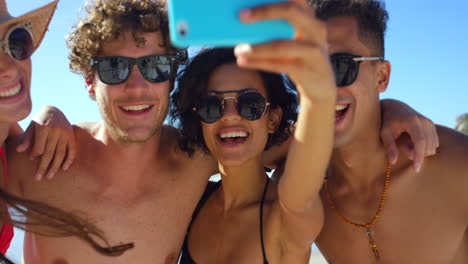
top-left (4, 100), bottom-right (32, 123)
top-left (216, 154), bottom-right (249, 167)
top-left (333, 132), bottom-right (354, 149)
top-left (124, 128), bottom-right (160, 143)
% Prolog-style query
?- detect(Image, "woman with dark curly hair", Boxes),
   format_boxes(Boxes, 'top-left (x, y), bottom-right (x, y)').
top-left (171, 1), bottom-right (336, 263)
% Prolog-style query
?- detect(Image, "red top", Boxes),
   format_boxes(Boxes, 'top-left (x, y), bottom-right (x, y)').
top-left (0, 147), bottom-right (14, 254)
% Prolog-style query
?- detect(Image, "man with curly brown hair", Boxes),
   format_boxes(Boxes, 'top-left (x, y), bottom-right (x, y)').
top-left (7, 0), bottom-right (216, 263)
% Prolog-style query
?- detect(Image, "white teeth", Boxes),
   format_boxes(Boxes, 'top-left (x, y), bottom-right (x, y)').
top-left (0, 84), bottom-right (21, 98)
top-left (220, 131), bottom-right (248, 139)
top-left (121, 104), bottom-right (151, 111)
top-left (335, 105), bottom-right (348, 111)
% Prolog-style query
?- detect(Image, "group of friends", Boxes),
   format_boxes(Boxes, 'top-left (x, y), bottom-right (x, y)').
top-left (0, 0), bottom-right (466, 263)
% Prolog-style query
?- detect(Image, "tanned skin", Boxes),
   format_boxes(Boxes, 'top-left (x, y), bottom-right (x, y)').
top-left (315, 16), bottom-right (468, 264)
top-left (5, 8), bottom-right (444, 264)
top-left (7, 32), bottom-right (217, 264)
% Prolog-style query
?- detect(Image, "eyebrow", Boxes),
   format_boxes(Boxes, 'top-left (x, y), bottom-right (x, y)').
top-left (207, 88), bottom-right (256, 95)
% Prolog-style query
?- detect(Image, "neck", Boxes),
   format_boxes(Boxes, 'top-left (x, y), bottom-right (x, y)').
top-left (218, 156), bottom-right (268, 212)
top-left (90, 122), bottom-right (164, 186)
top-left (330, 127), bottom-right (388, 192)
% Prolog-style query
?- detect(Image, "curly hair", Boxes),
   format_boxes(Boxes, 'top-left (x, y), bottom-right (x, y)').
top-left (67, 0), bottom-right (186, 84)
top-left (170, 48), bottom-right (298, 155)
top-left (310, 0), bottom-right (389, 57)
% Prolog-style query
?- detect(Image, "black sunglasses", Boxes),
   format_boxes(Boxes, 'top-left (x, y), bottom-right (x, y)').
top-left (0, 23), bottom-right (34, 61)
top-left (193, 90), bottom-right (270, 124)
top-left (90, 54), bottom-right (178, 85)
top-left (330, 53), bottom-right (384, 87)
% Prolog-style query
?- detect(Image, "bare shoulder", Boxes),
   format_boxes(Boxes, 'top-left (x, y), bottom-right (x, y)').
top-left (74, 122), bottom-right (100, 135)
top-left (428, 125), bottom-right (468, 216)
top-left (434, 125), bottom-right (468, 165)
top-left (5, 135), bottom-right (39, 196)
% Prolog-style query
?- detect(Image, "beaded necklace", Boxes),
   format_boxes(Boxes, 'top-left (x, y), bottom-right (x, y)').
top-left (324, 161), bottom-right (391, 262)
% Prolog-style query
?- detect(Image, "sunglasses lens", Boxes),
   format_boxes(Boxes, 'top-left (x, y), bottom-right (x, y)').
top-left (8, 28), bottom-right (34, 61)
top-left (97, 57), bottom-right (130, 85)
top-left (196, 96), bottom-right (223, 123)
top-left (238, 92), bottom-right (267, 121)
top-left (331, 55), bottom-right (359, 87)
top-left (139, 56), bottom-right (172, 83)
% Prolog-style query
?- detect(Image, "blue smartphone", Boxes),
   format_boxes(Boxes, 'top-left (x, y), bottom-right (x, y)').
top-left (168, 0), bottom-right (294, 48)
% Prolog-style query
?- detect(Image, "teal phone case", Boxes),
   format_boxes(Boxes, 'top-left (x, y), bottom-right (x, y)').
top-left (168, 0), bottom-right (294, 48)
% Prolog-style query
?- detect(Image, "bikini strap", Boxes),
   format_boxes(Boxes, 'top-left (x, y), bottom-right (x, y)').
top-left (259, 178), bottom-right (270, 264)
top-left (187, 181), bottom-right (221, 233)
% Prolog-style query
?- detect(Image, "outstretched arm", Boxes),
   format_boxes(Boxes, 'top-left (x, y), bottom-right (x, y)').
top-left (236, 0), bottom-right (335, 251)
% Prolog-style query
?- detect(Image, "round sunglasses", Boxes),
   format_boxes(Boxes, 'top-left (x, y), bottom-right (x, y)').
top-left (90, 54), bottom-right (178, 85)
top-left (330, 53), bottom-right (384, 87)
top-left (0, 23), bottom-right (34, 61)
top-left (193, 91), bottom-right (270, 124)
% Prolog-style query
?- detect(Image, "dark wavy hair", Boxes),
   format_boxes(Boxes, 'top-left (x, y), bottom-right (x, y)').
top-left (310, 0), bottom-right (389, 57)
top-left (0, 187), bottom-right (133, 264)
top-left (170, 48), bottom-right (298, 155)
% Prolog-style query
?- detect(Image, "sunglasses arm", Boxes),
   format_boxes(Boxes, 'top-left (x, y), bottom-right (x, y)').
top-left (353, 57), bottom-right (385, 62)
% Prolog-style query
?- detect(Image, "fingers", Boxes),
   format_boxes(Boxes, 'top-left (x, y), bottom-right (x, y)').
top-left (63, 133), bottom-right (76, 171)
top-left (405, 122), bottom-right (426, 173)
top-left (239, 1), bottom-right (325, 44)
top-left (235, 40), bottom-right (325, 74)
top-left (30, 123), bottom-right (49, 160)
top-left (424, 119), bottom-right (439, 155)
top-left (16, 125), bottom-right (33, 153)
top-left (411, 136), bottom-right (425, 173)
top-left (380, 128), bottom-right (399, 165)
top-left (235, 40), bottom-right (323, 61)
top-left (34, 130), bottom-right (59, 181)
top-left (45, 137), bottom-right (68, 180)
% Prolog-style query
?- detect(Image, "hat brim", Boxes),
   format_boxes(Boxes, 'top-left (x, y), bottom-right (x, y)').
top-left (1, 0), bottom-right (58, 52)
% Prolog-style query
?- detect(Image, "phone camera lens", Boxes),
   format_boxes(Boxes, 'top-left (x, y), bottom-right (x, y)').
top-left (177, 21), bottom-right (188, 38)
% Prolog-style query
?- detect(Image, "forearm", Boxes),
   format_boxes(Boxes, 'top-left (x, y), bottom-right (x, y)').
top-left (278, 97), bottom-right (335, 213)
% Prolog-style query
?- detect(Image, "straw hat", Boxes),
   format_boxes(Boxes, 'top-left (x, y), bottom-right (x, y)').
top-left (0, 0), bottom-right (58, 53)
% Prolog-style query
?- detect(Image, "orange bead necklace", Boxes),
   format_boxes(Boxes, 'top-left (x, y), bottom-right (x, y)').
top-left (324, 161), bottom-right (391, 262)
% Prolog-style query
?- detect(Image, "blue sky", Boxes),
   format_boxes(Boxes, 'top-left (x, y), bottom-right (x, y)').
top-left (5, 0), bottom-right (468, 262)
top-left (10, 0), bottom-right (468, 129)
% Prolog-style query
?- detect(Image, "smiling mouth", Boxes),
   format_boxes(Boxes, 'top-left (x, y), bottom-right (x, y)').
top-left (335, 104), bottom-right (350, 121)
top-left (218, 131), bottom-right (249, 144)
top-left (119, 104), bottom-right (154, 114)
top-left (0, 83), bottom-right (22, 98)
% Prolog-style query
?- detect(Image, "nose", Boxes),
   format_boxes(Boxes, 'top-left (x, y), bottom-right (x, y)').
top-left (220, 97), bottom-right (241, 122)
top-left (124, 64), bottom-right (149, 91)
top-left (0, 52), bottom-right (20, 83)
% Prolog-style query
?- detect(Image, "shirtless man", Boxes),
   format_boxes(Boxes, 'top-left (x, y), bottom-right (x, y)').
top-left (309, 0), bottom-right (468, 263)
top-left (7, 1), bottom-right (215, 263)
top-left (6, 0), bottom-right (439, 263)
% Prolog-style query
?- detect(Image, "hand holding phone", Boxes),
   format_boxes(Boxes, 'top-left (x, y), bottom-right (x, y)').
top-left (168, 0), bottom-right (294, 47)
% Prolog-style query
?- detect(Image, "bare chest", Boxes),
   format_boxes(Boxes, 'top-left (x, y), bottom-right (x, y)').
top-left (317, 180), bottom-right (467, 264)
top-left (21, 169), bottom-right (207, 264)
